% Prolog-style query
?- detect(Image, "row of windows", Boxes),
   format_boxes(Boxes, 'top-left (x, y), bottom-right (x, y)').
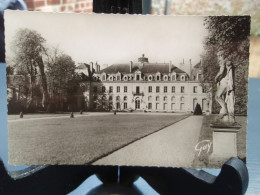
top-left (93, 86), bottom-right (204, 93)
top-left (93, 95), bottom-right (185, 102)
top-left (98, 74), bottom-right (184, 82)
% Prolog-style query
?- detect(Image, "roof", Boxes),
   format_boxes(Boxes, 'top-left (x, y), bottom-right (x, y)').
top-left (97, 63), bottom-right (186, 74)
top-left (193, 62), bottom-right (201, 69)
top-left (76, 63), bottom-right (90, 69)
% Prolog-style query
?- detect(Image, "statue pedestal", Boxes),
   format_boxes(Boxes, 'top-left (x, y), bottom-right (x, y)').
top-left (210, 123), bottom-right (241, 162)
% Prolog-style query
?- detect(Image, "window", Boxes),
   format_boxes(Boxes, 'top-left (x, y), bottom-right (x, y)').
top-left (171, 103), bottom-right (175, 110)
top-left (202, 87), bottom-right (206, 93)
top-left (102, 75), bottom-right (106, 81)
top-left (172, 86), bottom-right (175, 93)
top-left (163, 96), bottom-right (167, 101)
top-left (181, 86), bottom-right (185, 93)
top-left (109, 103), bottom-right (113, 110)
top-left (117, 75), bottom-right (121, 80)
top-left (124, 96), bottom-right (127, 101)
top-left (163, 103), bottom-right (167, 110)
top-left (117, 86), bottom-right (120, 93)
top-left (136, 86), bottom-right (140, 94)
top-left (157, 75), bottom-right (160, 81)
top-left (148, 86), bottom-right (152, 93)
top-left (124, 103), bottom-right (127, 109)
top-left (109, 96), bottom-right (113, 101)
top-left (93, 95), bottom-right (97, 100)
top-left (164, 75), bottom-right (168, 81)
top-left (136, 75), bottom-right (140, 80)
top-left (193, 86), bottom-right (197, 93)
top-left (181, 75), bottom-right (185, 81)
top-left (164, 86), bottom-right (167, 93)
top-left (102, 86), bottom-right (105, 93)
top-left (156, 103), bottom-right (159, 110)
top-left (148, 96), bottom-right (152, 101)
top-left (124, 86), bottom-right (127, 92)
top-left (156, 96), bottom-right (160, 101)
top-left (148, 75), bottom-right (153, 81)
top-left (109, 86), bottom-right (113, 93)
top-left (171, 96), bottom-right (175, 102)
top-left (116, 102), bottom-right (120, 109)
top-left (198, 74), bottom-right (202, 80)
top-left (93, 86), bottom-right (97, 93)
top-left (116, 96), bottom-right (120, 101)
top-left (148, 103), bottom-right (152, 109)
top-left (156, 86), bottom-right (160, 93)
top-left (181, 96), bottom-right (185, 102)
top-left (172, 75), bottom-right (176, 80)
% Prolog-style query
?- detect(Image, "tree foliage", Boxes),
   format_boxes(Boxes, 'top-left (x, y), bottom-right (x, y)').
top-left (13, 28), bottom-right (49, 110)
top-left (8, 28), bottom-right (83, 113)
top-left (202, 16), bottom-right (250, 115)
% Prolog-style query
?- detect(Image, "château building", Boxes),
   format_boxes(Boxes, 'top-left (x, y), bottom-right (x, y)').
top-left (80, 54), bottom-right (212, 113)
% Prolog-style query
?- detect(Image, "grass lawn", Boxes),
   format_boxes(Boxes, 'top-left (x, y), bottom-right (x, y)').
top-left (193, 115), bottom-right (247, 168)
top-left (8, 113), bottom-right (190, 165)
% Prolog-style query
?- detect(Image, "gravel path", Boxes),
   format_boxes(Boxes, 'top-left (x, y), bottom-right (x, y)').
top-left (93, 116), bottom-right (203, 167)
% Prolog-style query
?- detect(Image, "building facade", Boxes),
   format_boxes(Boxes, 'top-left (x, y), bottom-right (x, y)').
top-left (80, 55), bottom-right (212, 113)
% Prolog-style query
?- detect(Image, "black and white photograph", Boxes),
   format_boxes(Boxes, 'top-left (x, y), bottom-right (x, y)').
top-left (5, 10), bottom-right (250, 168)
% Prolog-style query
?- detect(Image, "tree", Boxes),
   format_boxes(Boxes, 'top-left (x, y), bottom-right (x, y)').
top-left (13, 28), bottom-right (49, 110)
top-left (202, 16), bottom-right (250, 115)
top-left (46, 48), bottom-right (76, 111)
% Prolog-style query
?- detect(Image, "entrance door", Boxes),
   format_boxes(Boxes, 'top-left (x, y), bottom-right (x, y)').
top-left (135, 99), bottom-right (140, 109)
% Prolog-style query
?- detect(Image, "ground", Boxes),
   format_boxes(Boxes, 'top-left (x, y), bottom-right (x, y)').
top-left (8, 112), bottom-right (190, 165)
top-left (8, 112), bottom-right (247, 168)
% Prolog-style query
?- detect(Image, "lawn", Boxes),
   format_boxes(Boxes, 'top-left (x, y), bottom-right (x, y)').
top-left (8, 113), bottom-right (190, 165)
top-left (192, 115), bottom-right (247, 168)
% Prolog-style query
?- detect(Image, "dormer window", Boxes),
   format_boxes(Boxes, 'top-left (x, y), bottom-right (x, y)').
top-left (181, 75), bottom-right (185, 81)
top-left (102, 74), bottom-right (106, 81)
top-left (163, 75), bottom-right (168, 81)
top-left (172, 75), bottom-right (176, 80)
top-left (135, 71), bottom-right (142, 81)
top-left (109, 75), bottom-right (113, 81)
top-left (155, 72), bottom-right (161, 81)
top-left (123, 75), bottom-right (128, 81)
top-left (148, 75), bottom-right (153, 81)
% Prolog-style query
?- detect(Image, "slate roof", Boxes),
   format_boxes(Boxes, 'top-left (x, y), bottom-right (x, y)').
top-left (97, 63), bottom-right (186, 74)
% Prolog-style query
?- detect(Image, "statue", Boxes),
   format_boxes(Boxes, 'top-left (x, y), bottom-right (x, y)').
top-left (215, 51), bottom-right (235, 123)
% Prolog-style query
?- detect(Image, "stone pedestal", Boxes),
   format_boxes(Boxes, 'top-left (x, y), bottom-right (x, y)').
top-left (210, 123), bottom-right (241, 162)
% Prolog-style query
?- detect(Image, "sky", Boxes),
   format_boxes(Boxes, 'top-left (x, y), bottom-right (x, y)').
top-left (5, 10), bottom-right (208, 69)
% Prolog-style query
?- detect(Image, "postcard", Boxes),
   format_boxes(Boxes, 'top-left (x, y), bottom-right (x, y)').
top-left (5, 10), bottom-right (250, 168)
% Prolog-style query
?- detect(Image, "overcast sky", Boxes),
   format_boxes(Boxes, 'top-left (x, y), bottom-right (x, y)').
top-left (5, 10), bottom-right (208, 69)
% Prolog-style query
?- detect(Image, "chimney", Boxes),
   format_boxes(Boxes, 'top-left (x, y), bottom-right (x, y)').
top-left (90, 62), bottom-right (93, 73)
top-left (169, 61), bottom-right (172, 73)
top-left (189, 59), bottom-right (192, 77)
top-left (95, 62), bottom-right (98, 73)
top-left (98, 65), bottom-right (100, 72)
top-left (130, 61), bottom-right (133, 73)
